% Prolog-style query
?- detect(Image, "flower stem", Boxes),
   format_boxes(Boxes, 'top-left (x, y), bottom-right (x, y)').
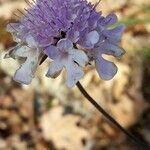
top-left (76, 81), bottom-right (150, 150)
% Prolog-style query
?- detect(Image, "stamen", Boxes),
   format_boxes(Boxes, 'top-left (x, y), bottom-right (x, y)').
top-left (9, 23), bottom-right (18, 32)
top-left (93, 0), bottom-right (101, 9)
top-left (24, 8), bottom-right (34, 17)
top-left (36, 4), bottom-right (44, 14)
top-left (24, 7), bottom-right (52, 38)
top-left (17, 9), bottom-right (25, 16)
top-left (31, 0), bottom-right (36, 4)
top-left (36, 3), bottom-right (55, 30)
top-left (13, 13), bottom-right (21, 20)
top-left (50, 7), bottom-right (65, 27)
top-left (24, 0), bottom-right (33, 7)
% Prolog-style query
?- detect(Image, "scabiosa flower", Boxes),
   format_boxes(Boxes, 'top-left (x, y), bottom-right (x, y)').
top-left (4, 0), bottom-right (125, 87)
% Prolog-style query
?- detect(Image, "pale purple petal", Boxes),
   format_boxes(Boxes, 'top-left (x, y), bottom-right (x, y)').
top-left (78, 30), bottom-right (99, 49)
top-left (99, 13), bottom-right (118, 27)
top-left (5, 45), bottom-right (42, 84)
top-left (13, 59), bottom-right (38, 84)
top-left (44, 45), bottom-right (60, 60)
top-left (57, 38), bottom-right (73, 52)
top-left (65, 61), bottom-right (84, 87)
top-left (95, 56), bottom-right (117, 80)
top-left (103, 25), bottom-right (125, 43)
top-left (26, 35), bottom-right (38, 48)
top-left (13, 49), bottom-right (41, 84)
top-left (67, 28), bottom-right (80, 43)
top-left (77, 28), bottom-right (91, 48)
top-left (86, 30), bottom-right (99, 45)
top-left (71, 49), bottom-right (88, 67)
top-left (97, 41), bottom-right (125, 57)
top-left (36, 36), bottom-right (55, 47)
top-left (46, 60), bottom-right (63, 78)
top-left (88, 11), bottom-right (100, 29)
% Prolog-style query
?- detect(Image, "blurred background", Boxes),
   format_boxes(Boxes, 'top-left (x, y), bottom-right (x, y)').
top-left (0, 0), bottom-right (150, 149)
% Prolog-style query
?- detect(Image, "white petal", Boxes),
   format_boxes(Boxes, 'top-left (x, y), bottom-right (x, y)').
top-left (46, 60), bottom-right (63, 78)
top-left (13, 50), bottom-right (40, 84)
top-left (86, 30), bottom-right (99, 45)
top-left (4, 44), bottom-right (30, 59)
top-left (71, 49), bottom-right (88, 67)
top-left (26, 35), bottom-right (38, 48)
top-left (95, 56), bottom-right (117, 80)
top-left (12, 46), bottom-right (31, 58)
top-left (5, 45), bottom-right (34, 59)
top-left (65, 61), bottom-right (84, 87)
top-left (57, 38), bottom-right (73, 52)
top-left (5, 45), bottom-right (42, 84)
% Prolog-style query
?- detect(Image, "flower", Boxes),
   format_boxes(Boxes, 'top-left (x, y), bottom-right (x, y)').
top-left (78, 13), bottom-right (125, 80)
top-left (45, 38), bottom-right (88, 87)
top-left (4, 0), bottom-right (125, 87)
top-left (4, 35), bottom-right (43, 84)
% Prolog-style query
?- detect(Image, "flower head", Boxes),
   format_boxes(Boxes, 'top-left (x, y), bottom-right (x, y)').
top-left (4, 0), bottom-right (125, 87)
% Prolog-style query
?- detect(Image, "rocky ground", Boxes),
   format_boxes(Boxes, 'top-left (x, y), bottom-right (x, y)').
top-left (0, 0), bottom-right (150, 150)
